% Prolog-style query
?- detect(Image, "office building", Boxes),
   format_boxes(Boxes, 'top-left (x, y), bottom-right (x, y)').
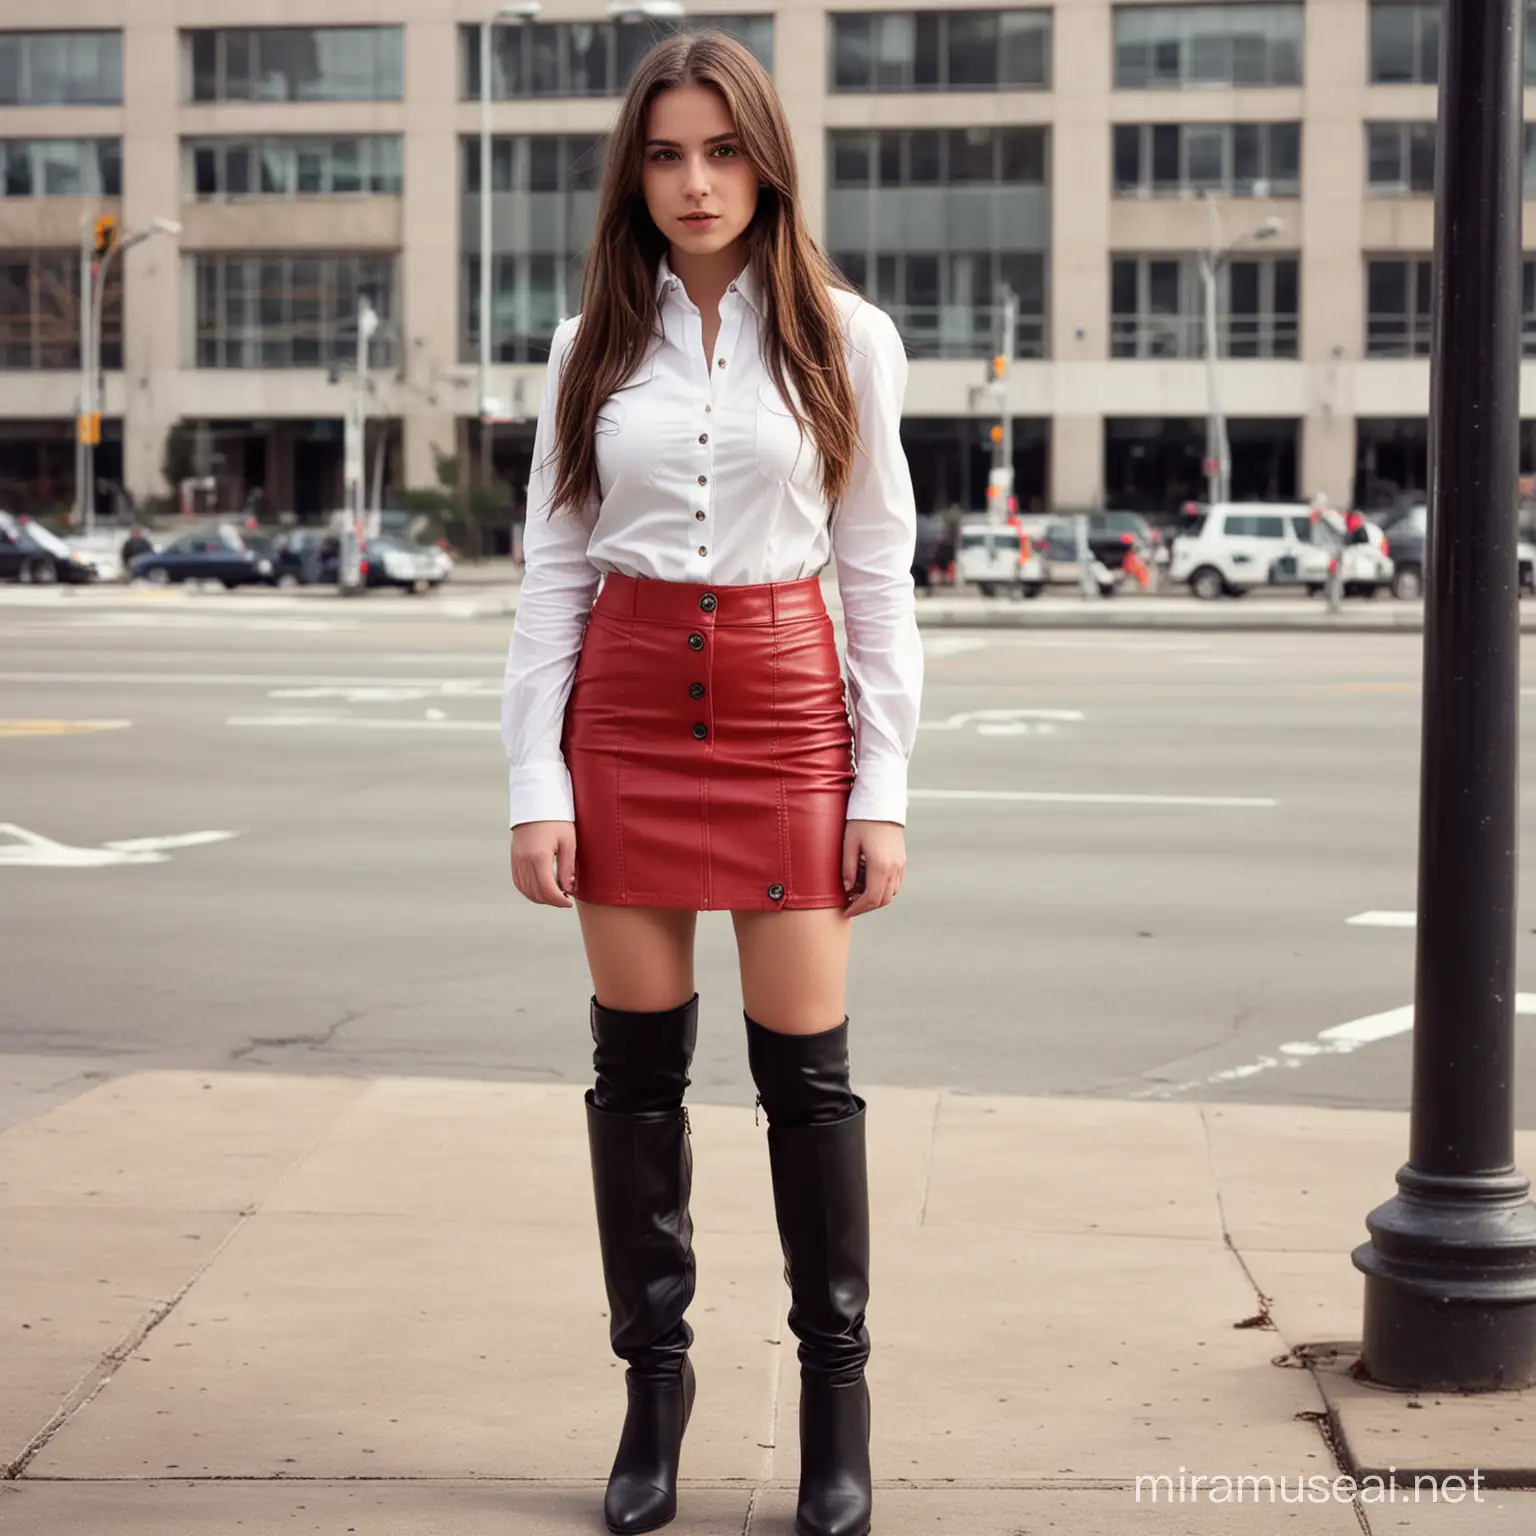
top-left (0, 1), bottom-right (1521, 525)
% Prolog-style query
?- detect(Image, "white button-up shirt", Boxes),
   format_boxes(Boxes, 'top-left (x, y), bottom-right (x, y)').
top-left (502, 257), bottom-right (923, 829)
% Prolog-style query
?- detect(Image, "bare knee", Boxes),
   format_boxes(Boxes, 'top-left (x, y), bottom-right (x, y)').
top-left (733, 907), bottom-right (851, 1035)
top-left (577, 903), bottom-right (698, 1013)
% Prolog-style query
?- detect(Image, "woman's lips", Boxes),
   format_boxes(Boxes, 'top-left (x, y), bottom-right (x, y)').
top-left (681, 213), bottom-right (719, 226)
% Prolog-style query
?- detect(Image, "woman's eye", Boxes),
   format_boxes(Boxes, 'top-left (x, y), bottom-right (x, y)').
top-left (712, 144), bottom-right (739, 158)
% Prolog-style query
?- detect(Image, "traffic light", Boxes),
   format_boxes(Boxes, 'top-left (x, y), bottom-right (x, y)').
top-left (990, 424), bottom-right (1004, 445)
top-left (93, 215), bottom-right (117, 256)
top-left (992, 354), bottom-right (1008, 380)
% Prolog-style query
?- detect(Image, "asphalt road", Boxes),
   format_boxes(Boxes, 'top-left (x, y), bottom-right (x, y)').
top-left (3, 584), bottom-right (1535, 1134)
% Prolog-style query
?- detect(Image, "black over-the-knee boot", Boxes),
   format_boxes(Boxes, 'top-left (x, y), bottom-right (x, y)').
top-left (746, 1015), bottom-right (872, 1536)
top-left (586, 994), bottom-right (700, 1534)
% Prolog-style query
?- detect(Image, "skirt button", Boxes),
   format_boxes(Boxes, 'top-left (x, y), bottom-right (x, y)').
top-left (767, 883), bottom-right (786, 901)
top-left (689, 682), bottom-right (706, 700)
top-left (692, 723), bottom-right (709, 741)
top-left (688, 633), bottom-right (705, 651)
top-left (699, 592), bottom-right (718, 612)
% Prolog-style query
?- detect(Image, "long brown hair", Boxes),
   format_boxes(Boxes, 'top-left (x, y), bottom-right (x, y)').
top-left (547, 30), bottom-right (859, 516)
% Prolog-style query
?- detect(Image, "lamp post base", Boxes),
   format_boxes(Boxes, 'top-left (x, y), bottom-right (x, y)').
top-left (1354, 1167), bottom-right (1536, 1390)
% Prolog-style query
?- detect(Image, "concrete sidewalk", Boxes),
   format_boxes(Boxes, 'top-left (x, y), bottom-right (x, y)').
top-left (2, 1067), bottom-right (1533, 1534)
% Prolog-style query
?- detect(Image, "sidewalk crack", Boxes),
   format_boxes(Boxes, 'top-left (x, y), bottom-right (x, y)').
top-left (917, 1090), bottom-right (941, 1227)
top-left (742, 1282), bottom-right (787, 1535)
top-left (1195, 1106), bottom-right (1373, 1536)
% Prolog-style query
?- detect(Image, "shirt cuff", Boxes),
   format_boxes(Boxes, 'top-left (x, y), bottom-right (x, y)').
top-left (509, 761), bottom-right (576, 829)
top-left (847, 757), bottom-right (908, 826)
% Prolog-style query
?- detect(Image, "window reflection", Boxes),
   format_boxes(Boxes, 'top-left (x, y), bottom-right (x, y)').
top-left (185, 28), bottom-right (405, 104)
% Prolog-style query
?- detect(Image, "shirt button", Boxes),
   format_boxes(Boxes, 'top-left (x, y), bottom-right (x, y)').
top-left (695, 510), bottom-right (706, 521)
top-left (717, 358), bottom-right (727, 369)
top-left (704, 405), bottom-right (712, 414)
top-left (688, 633), bottom-right (705, 651)
top-left (767, 883), bottom-right (786, 902)
top-left (692, 722), bottom-right (709, 741)
top-left (698, 475), bottom-right (707, 486)
top-left (728, 282), bottom-right (737, 292)
top-left (699, 433), bottom-right (709, 444)
top-left (689, 682), bottom-right (706, 700)
top-left (698, 546), bottom-right (708, 557)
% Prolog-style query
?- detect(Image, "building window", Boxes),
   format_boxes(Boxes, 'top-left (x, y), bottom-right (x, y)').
top-left (1369, 122), bottom-right (1536, 194)
top-left (1113, 123), bottom-right (1300, 197)
top-left (836, 249), bottom-right (1047, 360)
top-left (185, 28), bottom-right (404, 103)
top-left (1369, 3), bottom-right (1441, 83)
top-left (462, 16), bottom-right (773, 99)
top-left (1368, 255), bottom-right (1536, 356)
top-left (185, 137), bottom-right (404, 199)
top-left (0, 250), bottom-right (122, 369)
top-left (829, 127), bottom-right (1048, 358)
top-left (1366, 122), bottom-right (1436, 194)
top-left (830, 127), bottom-right (1046, 189)
top-left (0, 139), bottom-right (121, 198)
top-left (462, 136), bottom-right (605, 363)
top-left (191, 253), bottom-right (398, 369)
top-left (829, 9), bottom-right (1050, 92)
top-left (1113, 5), bottom-right (1303, 89)
top-left (1110, 254), bottom-right (1299, 358)
top-left (0, 32), bottom-right (122, 106)
top-left (1371, 3), bottom-right (1536, 85)
top-left (1365, 257), bottom-right (1433, 356)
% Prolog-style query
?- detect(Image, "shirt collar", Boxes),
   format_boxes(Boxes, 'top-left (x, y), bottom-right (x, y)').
top-left (655, 254), bottom-right (764, 317)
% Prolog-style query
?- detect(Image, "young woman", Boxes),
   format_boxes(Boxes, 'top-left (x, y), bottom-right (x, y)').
top-left (502, 30), bottom-right (922, 1536)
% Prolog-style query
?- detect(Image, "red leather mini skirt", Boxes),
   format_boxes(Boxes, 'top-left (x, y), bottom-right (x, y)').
top-left (562, 572), bottom-right (854, 911)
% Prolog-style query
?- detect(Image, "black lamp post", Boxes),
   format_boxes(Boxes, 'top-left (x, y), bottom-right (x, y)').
top-left (1353, 0), bottom-right (1536, 1388)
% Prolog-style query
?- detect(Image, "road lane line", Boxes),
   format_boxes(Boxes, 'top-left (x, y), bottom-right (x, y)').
top-left (1348, 910), bottom-right (1417, 927)
top-left (909, 789), bottom-right (1277, 809)
top-left (227, 715), bottom-right (498, 731)
top-left (1134, 995), bottom-right (1536, 1099)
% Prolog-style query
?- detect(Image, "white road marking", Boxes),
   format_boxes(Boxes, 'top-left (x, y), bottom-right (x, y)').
top-left (909, 788), bottom-right (1277, 809)
top-left (1348, 910), bottom-right (1417, 927)
top-left (922, 637), bottom-right (989, 659)
top-left (0, 823), bottom-right (239, 868)
top-left (228, 715), bottom-right (497, 732)
top-left (0, 672), bottom-right (497, 688)
top-left (270, 681), bottom-right (500, 703)
top-left (66, 613), bottom-right (357, 633)
top-left (1135, 995), bottom-right (1536, 1099)
top-left (920, 708), bottom-right (1084, 735)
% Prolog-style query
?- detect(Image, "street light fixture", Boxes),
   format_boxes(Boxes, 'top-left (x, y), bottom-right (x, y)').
top-left (80, 215), bottom-right (181, 538)
top-left (479, 1), bottom-right (541, 498)
top-left (608, 1), bottom-right (687, 18)
top-left (1199, 196), bottom-right (1284, 507)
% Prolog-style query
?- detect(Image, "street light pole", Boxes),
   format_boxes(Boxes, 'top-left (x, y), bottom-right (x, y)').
top-left (1353, 0), bottom-right (1536, 1390)
top-left (1199, 197), bottom-right (1281, 509)
top-left (76, 214), bottom-right (92, 530)
top-left (83, 216), bottom-right (180, 539)
top-left (479, 3), bottom-right (542, 508)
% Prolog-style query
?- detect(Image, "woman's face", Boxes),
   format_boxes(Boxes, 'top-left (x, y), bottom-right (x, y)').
top-left (641, 83), bottom-right (759, 265)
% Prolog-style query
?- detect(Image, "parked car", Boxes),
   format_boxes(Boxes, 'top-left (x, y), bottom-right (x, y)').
top-left (0, 513), bottom-right (101, 584)
top-left (1384, 504), bottom-right (1536, 599)
top-left (1089, 509), bottom-right (1165, 570)
top-left (957, 518), bottom-right (1046, 598)
top-left (130, 528), bottom-right (275, 588)
top-left (1034, 518), bottom-right (1121, 597)
top-left (1169, 504), bottom-right (1330, 599)
top-left (367, 535), bottom-right (452, 593)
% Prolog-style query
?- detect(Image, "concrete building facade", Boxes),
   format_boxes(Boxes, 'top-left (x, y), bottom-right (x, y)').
top-left (0, 0), bottom-right (1520, 523)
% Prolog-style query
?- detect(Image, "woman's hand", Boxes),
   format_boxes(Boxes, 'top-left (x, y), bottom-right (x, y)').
top-left (842, 820), bottom-right (906, 918)
top-left (511, 821), bottom-right (577, 907)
